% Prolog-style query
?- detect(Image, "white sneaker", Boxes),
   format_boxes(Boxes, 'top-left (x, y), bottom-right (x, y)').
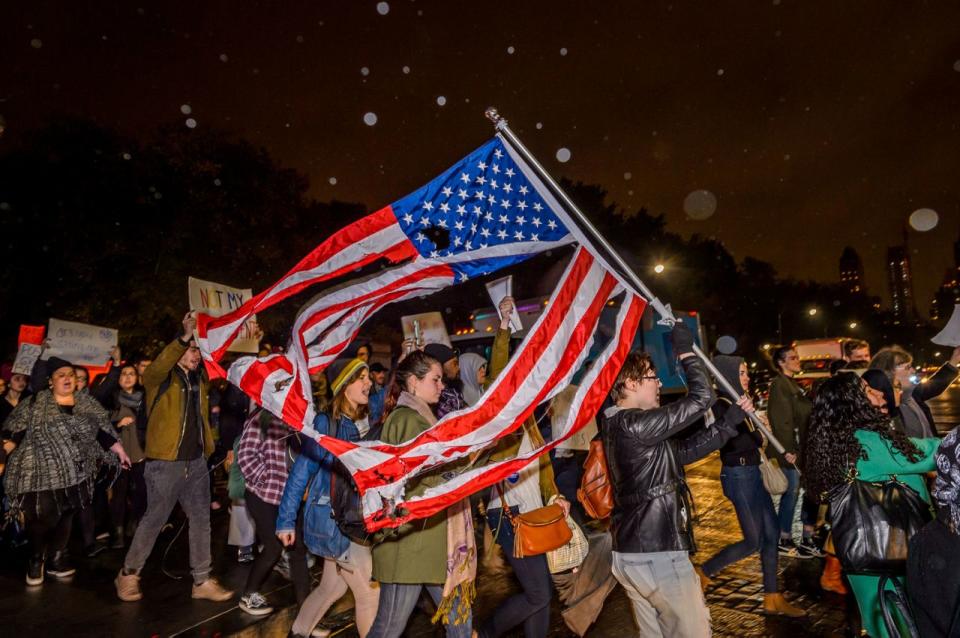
top-left (311, 627), bottom-right (332, 638)
top-left (239, 592), bottom-right (273, 616)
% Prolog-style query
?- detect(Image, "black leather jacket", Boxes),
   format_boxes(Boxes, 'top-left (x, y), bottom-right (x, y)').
top-left (602, 357), bottom-right (737, 554)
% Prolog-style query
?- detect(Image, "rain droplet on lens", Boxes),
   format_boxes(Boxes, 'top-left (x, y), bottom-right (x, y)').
top-left (377, 2), bottom-right (390, 15)
top-left (555, 148), bottom-right (571, 163)
top-left (361, 67), bottom-right (370, 76)
top-left (436, 96), bottom-right (446, 106)
top-left (402, 65), bottom-right (411, 74)
top-left (363, 112), bottom-right (378, 126)
top-left (909, 208), bottom-right (938, 232)
top-left (560, 47), bottom-right (568, 56)
top-left (683, 190), bottom-right (718, 220)
top-left (219, 53), bottom-right (228, 62)
top-left (535, 122), bottom-right (543, 130)
top-left (507, 46), bottom-right (516, 54)
top-left (185, 118), bottom-right (197, 128)
top-left (180, 104), bottom-right (192, 115)
top-left (122, 153), bottom-right (132, 160)
top-left (30, 39), bottom-right (43, 49)
top-left (624, 172), bottom-right (632, 180)
top-left (328, 177), bottom-right (337, 185)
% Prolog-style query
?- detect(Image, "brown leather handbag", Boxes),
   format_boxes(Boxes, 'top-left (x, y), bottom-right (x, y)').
top-left (496, 484), bottom-right (572, 558)
top-left (577, 438), bottom-right (614, 520)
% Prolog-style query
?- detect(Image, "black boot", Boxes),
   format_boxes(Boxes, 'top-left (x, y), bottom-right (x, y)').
top-left (110, 526), bottom-right (125, 550)
top-left (26, 557), bottom-right (44, 586)
top-left (47, 550), bottom-right (76, 578)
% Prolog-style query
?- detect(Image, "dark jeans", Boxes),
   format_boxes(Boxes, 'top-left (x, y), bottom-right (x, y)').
top-left (22, 491), bottom-right (76, 560)
top-left (123, 458), bottom-right (212, 585)
top-left (702, 464), bottom-right (780, 592)
top-left (243, 489), bottom-right (310, 603)
top-left (778, 467), bottom-right (817, 537)
top-left (552, 452), bottom-right (588, 525)
top-left (479, 507), bottom-right (553, 638)
top-left (110, 462), bottom-right (147, 530)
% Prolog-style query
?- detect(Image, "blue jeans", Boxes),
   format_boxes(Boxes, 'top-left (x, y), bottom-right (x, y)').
top-left (479, 508), bottom-right (553, 638)
top-left (777, 467), bottom-right (817, 537)
top-left (703, 464), bottom-right (780, 592)
top-left (367, 582), bottom-right (472, 638)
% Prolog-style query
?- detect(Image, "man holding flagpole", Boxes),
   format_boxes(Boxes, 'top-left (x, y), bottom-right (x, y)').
top-left (602, 323), bottom-right (747, 637)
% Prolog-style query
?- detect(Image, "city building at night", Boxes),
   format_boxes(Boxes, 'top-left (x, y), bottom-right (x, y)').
top-left (930, 230), bottom-right (960, 321)
top-left (887, 242), bottom-right (918, 320)
top-left (839, 246), bottom-right (865, 295)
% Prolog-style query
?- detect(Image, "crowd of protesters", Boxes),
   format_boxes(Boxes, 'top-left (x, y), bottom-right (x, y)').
top-left (1, 300), bottom-right (959, 638)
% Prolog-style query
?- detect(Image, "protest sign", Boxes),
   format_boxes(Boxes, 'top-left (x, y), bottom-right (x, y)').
top-left (485, 275), bottom-right (523, 333)
top-left (45, 319), bottom-right (118, 366)
top-left (18, 324), bottom-right (45, 347)
top-left (12, 343), bottom-right (42, 376)
top-left (188, 277), bottom-right (259, 353)
top-left (401, 312), bottom-right (452, 348)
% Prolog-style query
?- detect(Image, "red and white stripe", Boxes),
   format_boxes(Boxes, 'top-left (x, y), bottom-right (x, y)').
top-left (197, 207), bottom-right (418, 364)
top-left (289, 248), bottom-right (645, 527)
top-left (362, 292), bottom-right (645, 530)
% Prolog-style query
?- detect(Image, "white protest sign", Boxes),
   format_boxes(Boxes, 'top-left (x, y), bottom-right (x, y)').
top-left (46, 319), bottom-right (118, 366)
top-left (401, 312), bottom-right (452, 348)
top-left (12, 343), bottom-right (42, 376)
top-left (485, 275), bottom-right (523, 333)
top-left (932, 304), bottom-right (960, 347)
top-left (188, 277), bottom-right (259, 354)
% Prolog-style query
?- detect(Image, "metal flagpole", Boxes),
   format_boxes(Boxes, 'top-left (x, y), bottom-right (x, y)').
top-left (484, 107), bottom-right (790, 458)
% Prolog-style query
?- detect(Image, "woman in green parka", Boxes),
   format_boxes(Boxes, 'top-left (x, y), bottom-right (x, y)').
top-left (367, 350), bottom-right (475, 638)
top-left (804, 372), bottom-right (940, 638)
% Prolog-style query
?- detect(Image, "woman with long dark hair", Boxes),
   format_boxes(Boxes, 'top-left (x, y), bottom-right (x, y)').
top-left (804, 373), bottom-right (941, 638)
top-left (367, 350), bottom-right (475, 638)
top-left (698, 355), bottom-right (804, 617)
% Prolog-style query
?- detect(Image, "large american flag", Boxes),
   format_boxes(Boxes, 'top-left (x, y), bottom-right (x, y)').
top-left (196, 135), bottom-right (645, 528)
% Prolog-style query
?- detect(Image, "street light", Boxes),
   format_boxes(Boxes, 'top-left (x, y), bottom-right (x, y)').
top-left (808, 308), bottom-right (818, 317)
top-left (762, 343), bottom-right (771, 350)
top-left (654, 264), bottom-right (665, 274)
top-left (849, 321), bottom-right (858, 329)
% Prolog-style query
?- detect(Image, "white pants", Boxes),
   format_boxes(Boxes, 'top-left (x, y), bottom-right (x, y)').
top-left (611, 550), bottom-right (711, 637)
top-left (291, 542), bottom-right (380, 638)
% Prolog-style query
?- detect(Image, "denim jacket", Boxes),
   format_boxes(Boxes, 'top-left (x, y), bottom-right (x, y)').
top-left (275, 412), bottom-right (359, 558)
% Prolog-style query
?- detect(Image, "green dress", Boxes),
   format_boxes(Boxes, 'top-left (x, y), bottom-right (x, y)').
top-left (846, 430), bottom-right (940, 638)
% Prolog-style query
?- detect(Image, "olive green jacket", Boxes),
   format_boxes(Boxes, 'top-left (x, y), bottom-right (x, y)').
top-left (766, 373), bottom-right (811, 465)
top-left (142, 338), bottom-right (214, 461)
top-left (372, 405), bottom-right (453, 584)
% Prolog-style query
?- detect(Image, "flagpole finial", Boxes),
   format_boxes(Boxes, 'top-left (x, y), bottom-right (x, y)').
top-left (484, 107), bottom-right (508, 131)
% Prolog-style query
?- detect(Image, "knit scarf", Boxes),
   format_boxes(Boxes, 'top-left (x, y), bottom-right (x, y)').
top-left (395, 391), bottom-right (477, 625)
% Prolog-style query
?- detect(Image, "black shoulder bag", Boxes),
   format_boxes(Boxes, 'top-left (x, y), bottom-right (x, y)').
top-left (828, 468), bottom-right (933, 575)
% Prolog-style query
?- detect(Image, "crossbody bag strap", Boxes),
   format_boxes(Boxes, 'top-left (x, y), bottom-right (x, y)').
top-left (495, 482), bottom-right (516, 525)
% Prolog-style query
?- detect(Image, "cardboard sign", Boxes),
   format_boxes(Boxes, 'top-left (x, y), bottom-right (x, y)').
top-left (12, 343), bottom-right (42, 376)
top-left (484, 275), bottom-right (523, 333)
top-left (188, 276), bottom-right (259, 353)
top-left (401, 312), bottom-right (452, 348)
top-left (46, 318), bottom-right (118, 366)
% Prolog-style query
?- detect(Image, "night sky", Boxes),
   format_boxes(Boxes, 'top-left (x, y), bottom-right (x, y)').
top-left (4, 1), bottom-right (960, 313)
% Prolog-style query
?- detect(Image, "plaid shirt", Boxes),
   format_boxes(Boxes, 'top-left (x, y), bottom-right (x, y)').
top-left (436, 385), bottom-right (466, 420)
top-left (237, 412), bottom-right (292, 505)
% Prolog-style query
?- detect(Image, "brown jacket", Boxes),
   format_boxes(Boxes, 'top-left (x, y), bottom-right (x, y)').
top-left (142, 338), bottom-right (214, 461)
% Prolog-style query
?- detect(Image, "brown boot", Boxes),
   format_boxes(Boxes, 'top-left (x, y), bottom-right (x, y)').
top-left (693, 564), bottom-right (713, 594)
top-left (763, 593), bottom-right (806, 617)
top-left (192, 577), bottom-right (234, 602)
top-left (820, 555), bottom-right (848, 594)
top-left (115, 570), bottom-right (143, 602)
